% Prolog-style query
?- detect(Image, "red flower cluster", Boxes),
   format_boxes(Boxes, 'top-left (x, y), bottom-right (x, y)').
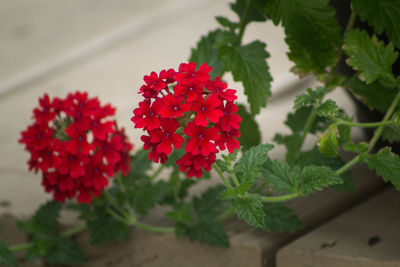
top-left (132, 62), bottom-right (241, 178)
top-left (19, 92), bottom-right (133, 204)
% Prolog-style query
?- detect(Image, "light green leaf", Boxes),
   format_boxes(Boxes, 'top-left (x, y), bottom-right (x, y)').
top-left (296, 165), bottom-right (342, 195)
top-left (263, 203), bottom-right (303, 232)
top-left (234, 143), bottom-right (274, 183)
top-left (218, 181), bottom-right (254, 200)
top-left (315, 99), bottom-right (339, 118)
top-left (344, 29), bottom-right (398, 88)
top-left (362, 147), bottom-right (400, 190)
top-left (221, 41), bottom-right (272, 115)
top-left (352, 0), bottom-right (400, 49)
top-left (231, 194), bottom-right (265, 228)
top-left (318, 124), bottom-right (339, 158)
top-left (237, 104), bottom-right (261, 150)
top-left (261, 159), bottom-right (300, 194)
top-left (294, 87), bottom-right (325, 110)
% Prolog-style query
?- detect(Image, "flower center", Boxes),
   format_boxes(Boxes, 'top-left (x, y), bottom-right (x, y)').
top-left (198, 134), bottom-right (203, 139)
top-left (78, 136), bottom-right (84, 142)
top-left (189, 87), bottom-right (194, 91)
top-left (201, 106), bottom-right (206, 112)
top-left (165, 132), bottom-right (171, 137)
top-left (173, 106), bottom-right (179, 111)
top-left (69, 155), bottom-right (75, 161)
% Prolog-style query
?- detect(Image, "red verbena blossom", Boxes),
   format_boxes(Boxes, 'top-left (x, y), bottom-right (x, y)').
top-left (19, 91), bottom-right (133, 204)
top-left (132, 62), bottom-right (241, 178)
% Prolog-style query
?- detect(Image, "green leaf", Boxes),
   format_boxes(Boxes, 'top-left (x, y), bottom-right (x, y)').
top-left (88, 217), bottom-right (131, 245)
top-left (131, 180), bottom-right (169, 216)
top-left (296, 165), bottom-right (342, 195)
top-left (362, 147), bottom-right (400, 190)
top-left (166, 202), bottom-right (193, 224)
top-left (230, 0), bottom-right (266, 25)
top-left (315, 99), bottom-right (339, 118)
top-left (190, 30), bottom-right (225, 79)
top-left (221, 41), bottom-right (272, 115)
top-left (352, 0), bottom-right (400, 49)
top-left (265, 0), bottom-right (341, 75)
top-left (231, 194), bottom-right (265, 228)
top-left (297, 148), bottom-right (356, 192)
top-left (186, 220), bottom-right (229, 248)
top-left (273, 133), bottom-right (302, 164)
top-left (318, 124), bottom-right (339, 158)
top-left (193, 186), bottom-right (225, 218)
top-left (234, 143), bottom-right (274, 183)
top-left (219, 181), bottom-right (254, 200)
top-left (294, 87), bottom-right (325, 110)
top-left (344, 77), bottom-right (397, 113)
top-left (0, 241), bottom-right (17, 267)
top-left (261, 159), bottom-right (299, 194)
top-left (215, 16), bottom-right (239, 31)
top-left (263, 203), bottom-right (303, 232)
top-left (285, 107), bottom-right (329, 134)
top-left (45, 238), bottom-right (87, 265)
top-left (381, 125), bottom-right (400, 143)
top-left (237, 104), bottom-right (261, 150)
top-left (344, 29), bottom-right (398, 88)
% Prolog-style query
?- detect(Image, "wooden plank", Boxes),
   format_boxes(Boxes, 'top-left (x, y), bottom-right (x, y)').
top-left (277, 187), bottom-right (400, 267)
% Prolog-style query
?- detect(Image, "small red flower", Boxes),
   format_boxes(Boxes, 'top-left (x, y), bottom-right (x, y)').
top-left (192, 93), bottom-right (224, 126)
top-left (219, 102), bottom-right (242, 131)
top-left (184, 122), bottom-right (219, 156)
top-left (65, 123), bottom-right (94, 154)
top-left (149, 118), bottom-right (184, 155)
top-left (159, 94), bottom-right (190, 118)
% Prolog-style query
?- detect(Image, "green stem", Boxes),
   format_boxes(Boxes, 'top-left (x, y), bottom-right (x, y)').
top-left (261, 193), bottom-right (300, 203)
top-left (217, 208), bottom-right (235, 222)
top-left (237, 0), bottom-right (253, 44)
top-left (297, 110), bottom-right (317, 154)
top-left (213, 164), bottom-right (233, 189)
top-left (336, 155), bottom-right (360, 175)
top-left (107, 207), bottom-right (129, 224)
top-left (149, 165), bottom-right (165, 180)
top-left (133, 221), bottom-right (174, 234)
top-left (230, 172), bottom-right (241, 187)
top-left (336, 119), bottom-right (394, 128)
top-left (10, 223), bottom-right (87, 252)
top-left (368, 90), bottom-right (400, 152)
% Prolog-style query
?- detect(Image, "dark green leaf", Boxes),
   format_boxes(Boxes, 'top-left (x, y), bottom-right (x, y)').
top-left (381, 125), bottom-right (400, 143)
top-left (237, 104), bottom-right (261, 150)
top-left (352, 0), bottom-right (400, 49)
top-left (296, 165), bottom-right (342, 195)
top-left (219, 181), bottom-right (254, 200)
top-left (215, 16), bottom-right (239, 31)
top-left (234, 143), bottom-right (274, 183)
top-left (193, 186), bottom-right (225, 218)
top-left (186, 220), bottom-right (229, 248)
top-left (231, 194), bottom-right (265, 228)
top-left (221, 41), bottom-right (272, 115)
top-left (266, 0), bottom-right (341, 75)
top-left (344, 77), bottom-right (396, 113)
top-left (190, 30), bottom-right (225, 79)
top-left (362, 147), bottom-right (400, 190)
top-left (131, 180), bottom-right (169, 216)
top-left (45, 238), bottom-right (87, 265)
top-left (263, 203), bottom-right (303, 232)
top-left (293, 87), bottom-right (325, 110)
top-left (273, 133), bottom-right (302, 164)
top-left (88, 217), bottom-right (131, 245)
top-left (261, 159), bottom-right (299, 194)
top-left (0, 241), bottom-right (17, 267)
top-left (318, 124), bottom-right (339, 158)
top-left (166, 202), bottom-right (193, 224)
top-left (344, 29), bottom-right (398, 88)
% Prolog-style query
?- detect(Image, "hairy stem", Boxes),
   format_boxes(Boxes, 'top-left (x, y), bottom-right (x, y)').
top-left (237, 0), bottom-right (253, 44)
top-left (336, 119), bottom-right (395, 128)
top-left (213, 164), bottom-right (233, 189)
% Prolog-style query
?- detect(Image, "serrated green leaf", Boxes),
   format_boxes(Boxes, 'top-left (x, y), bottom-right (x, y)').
top-left (273, 133), bottom-right (302, 164)
top-left (215, 16), bottom-right (239, 31)
top-left (45, 238), bottom-right (87, 265)
top-left (221, 41), bottom-right (272, 115)
top-left (296, 165), bottom-right (342, 195)
top-left (261, 159), bottom-right (299, 194)
top-left (266, 0), bottom-right (341, 75)
top-left (0, 241), bottom-right (17, 267)
top-left (237, 104), bottom-right (261, 150)
top-left (285, 107), bottom-right (329, 134)
top-left (88, 217), bottom-right (131, 245)
top-left (190, 30), bottom-right (226, 79)
top-left (318, 124), bottom-right (339, 158)
top-left (294, 87), bottom-right (325, 110)
top-left (230, 0), bottom-right (266, 25)
top-left (362, 147), bottom-right (400, 190)
top-left (352, 0), bottom-right (400, 49)
top-left (297, 148), bottom-right (356, 192)
top-left (344, 77), bottom-right (396, 113)
top-left (166, 202), bottom-right (193, 224)
top-left (263, 203), bottom-right (303, 232)
top-left (234, 143), bottom-right (274, 183)
top-left (231, 194), bottom-right (265, 228)
top-left (187, 220), bottom-right (229, 248)
top-left (381, 125), bottom-right (400, 143)
top-left (344, 29), bottom-right (398, 88)
top-left (131, 180), bottom-right (169, 216)
top-left (315, 99), bottom-right (339, 118)
top-left (193, 186), bottom-right (225, 218)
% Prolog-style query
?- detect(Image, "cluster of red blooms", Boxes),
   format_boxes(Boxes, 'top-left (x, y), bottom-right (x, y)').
top-left (132, 62), bottom-right (241, 178)
top-left (19, 92), bottom-right (133, 204)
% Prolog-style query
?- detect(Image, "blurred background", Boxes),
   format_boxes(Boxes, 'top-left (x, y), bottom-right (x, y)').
top-left (0, 0), bottom-right (355, 218)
